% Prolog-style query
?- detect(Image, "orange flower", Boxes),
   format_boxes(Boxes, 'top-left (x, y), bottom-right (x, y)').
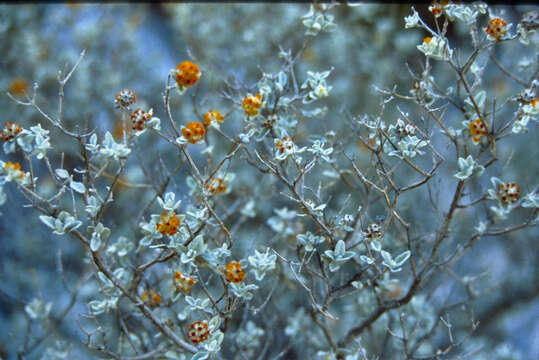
top-left (205, 177), bottom-right (227, 195)
top-left (182, 122), bottom-right (206, 144)
top-left (224, 261), bottom-right (246, 284)
top-left (203, 110), bottom-right (224, 127)
top-left (485, 17), bottom-right (508, 41)
top-left (1, 122), bottom-right (23, 142)
top-left (423, 36), bottom-right (432, 44)
top-left (175, 61), bottom-right (201, 88)
top-left (8, 79), bottom-right (29, 96)
top-left (173, 271), bottom-right (196, 293)
top-left (188, 321), bottom-right (210, 344)
top-left (469, 118), bottom-right (488, 145)
top-left (242, 94), bottom-right (263, 116)
top-left (141, 290), bottom-right (162, 306)
top-left (156, 211), bottom-right (181, 236)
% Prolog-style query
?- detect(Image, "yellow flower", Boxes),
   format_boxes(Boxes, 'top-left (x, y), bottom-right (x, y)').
top-left (469, 118), bottom-right (488, 145)
top-left (203, 110), bottom-right (224, 127)
top-left (224, 261), bottom-right (246, 284)
top-left (156, 211), bottom-right (181, 236)
top-left (242, 94), bottom-right (263, 116)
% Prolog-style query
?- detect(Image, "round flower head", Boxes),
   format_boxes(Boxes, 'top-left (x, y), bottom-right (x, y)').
top-left (1, 122), bottom-right (23, 142)
top-left (469, 118), bottom-right (488, 145)
top-left (182, 122), bottom-right (206, 144)
top-left (242, 94), bottom-right (263, 117)
top-left (131, 108), bottom-right (152, 131)
top-left (224, 261), bottom-right (246, 284)
top-left (188, 321), bottom-right (210, 344)
top-left (8, 78), bottom-right (29, 97)
top-left (365, 223), bottom-right (383, 240)
top-left (485, 17), bottom-right (509, 41)
top-left (115, 89), bottom-right (137, 109)
top-left (175, 61), bottom-right (201, 88)
top-left (173, 271), bottom-right (196, 293)
top-left (156, 211), bottom-right (181, 236)
top-left (203, 110), bottom-right (224, 127)
top-left (497, 182), bottom-right (520, 206)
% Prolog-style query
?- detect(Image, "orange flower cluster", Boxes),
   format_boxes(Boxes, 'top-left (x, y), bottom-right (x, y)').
top-left (8, 78), bottom-right (29, 96)
top-left (4, 162), bottom-right (25, 179)
top-left (182, 122), bottom-right (206, 144)
top-left (188, 321), bottom-right (210, 344)
top-left (1, 122), bottom-right (22, 142)
top-left (469, 118), bottom-right (488, 145)
top-left (205, 177), bottom-right (227, 195)
top-left (115, 89), bottom-right (137, 108)
top-left (203, 110), bottom-right (224, 127)
top-left (175, 61), bottom-right (201, 88)
top-left (173, 270), bottom-right (196, 293)
top-left (242, 94), bottom-right (263, 116)
top-left (497, 182), bottom-right (520, 206)
top-left (141, 290), bottom-right (162, 306)
top-left (224, 261), bottom-right (246, 284)
top-left (131, 108), bottom-right (152, 131)
top-left (156, 211), bottom-right (181, 236)
top-left (486, 18), bottom-right (508, 40)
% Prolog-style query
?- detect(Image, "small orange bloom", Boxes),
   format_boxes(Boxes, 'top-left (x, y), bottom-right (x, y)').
top-left (188, 321), bottom-right (210, 344)
top-left (5, 161), bottom-right (21, 171)
top-left (242, 94), bottom-right (263, 116)
top-left (469, 118), bottom-right (488, 145)
top-left (173, 271), bottom-right (196, 293)
top-left (182, 122), bottom-right (206, 144)
top-left (1, 122), bottom-right (23, 142)
top-left (205, 177), bottom-right (228, 195)
top-left (486, 17), bottom-right (508, 41)
top-left (8, 79), bottom-right (29, 96)
top-left (175, 61), bottom-right (201, 88)
top-left (203, 110), bottom-right (224, 127)
top-left (224, 261), bottom-right (246, 284)
top-left (423, 36), bottom-right (432, 44)
top-left (156, 211), bottom-right (181, 236)
top-left (141, 290), bottom-right (162, 306)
